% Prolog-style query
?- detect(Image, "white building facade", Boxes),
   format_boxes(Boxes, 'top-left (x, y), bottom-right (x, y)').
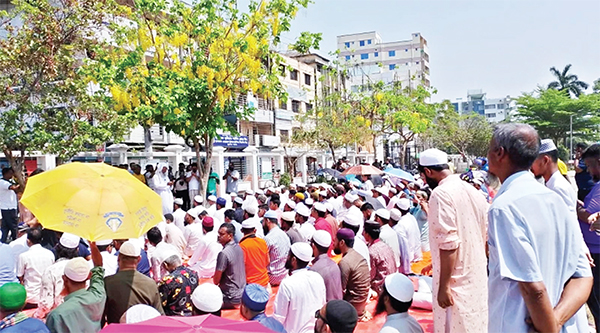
top-left (451, 89), bottom-right (515, 122)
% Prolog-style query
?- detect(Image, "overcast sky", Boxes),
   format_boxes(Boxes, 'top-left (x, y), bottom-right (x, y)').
top-left (278, 0), bottom-right (600, 102)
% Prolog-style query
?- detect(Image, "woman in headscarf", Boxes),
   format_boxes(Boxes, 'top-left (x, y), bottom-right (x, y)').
top-left (154, 163), bottom-right (174, 214)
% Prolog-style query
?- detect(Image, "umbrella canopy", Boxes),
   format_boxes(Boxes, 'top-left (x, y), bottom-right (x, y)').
top-left (21, 162), bottom-right (163, 241)
top-left (317, 168), bottom-right (342, 178)
top-left (383, 167), bottom-right (415, 182)
top-left (341, 165), bottom-right (383, 176)
top-left (100, 314), bottom-right (276, 333)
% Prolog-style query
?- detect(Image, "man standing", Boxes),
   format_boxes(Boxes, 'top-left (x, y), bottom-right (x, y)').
top-left (17, 227), bottom-right (55, 309)
top-left (242, 204), bottom-right (264, 238)
top-left (94, 239), bottom-right (118, 277)
top-left (186, 163), bottom-right (200, 203)
top-left (207, 168), bottom-right (220, 197)
top-left (274, 242), bottom-right (326, 333)
top-left (575, 143), bottom-right (596, 201)
top-left (183, 209), bottom-right (204, 257)
top-left (363, 221), bottom-right (397, 295)
top-left (163, 214), bottom-right (186, 258)
top-left (310, 230), bottom-right (342, 302)
top-left (223, 164), bottom-right (240, 194)
top-left (158, 253), bottom-right (199, 316)
top-left (394, 199), bottom-right (422, 263)
top-left (375, 273), bottom-right (424, 333)
top-left (240, 284), bottom-right (286, 333)
top-left (0, 168), bottom-right (19, 244)
top-left (374, 209), bottom-right (401, 269)
top-left (281, 211), bottom-right (302, 244)
top-left (313, 203), bottom-right (334, 240)
top-left (418, 148), bottom-right (489, 332)
top-left (334, 228), bottom-right (370, 320)
top-left (487, 123), bottom-right (592, 332)
top-left (263, 210), bottom-right (291, 286)
top-left (239, 220), bottom-right (269, 287)
top-left (46, 243), bottom-right (105, 333)
top-left (214, 223), bottom-right (246, 309)
top-left (154, 163), bottom-right (174, 215)
top-left (172, 198), bottom-right (187, 231)
top-left (188, 217), bottom-right (222, 278)
top-left (294, 204), bottom-right (315, 242)
top-left (104, 241), bottom-right (164, 323)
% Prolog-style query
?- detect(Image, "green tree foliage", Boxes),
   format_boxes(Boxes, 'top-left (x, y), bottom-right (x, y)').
top-left (91, 0), bottom-right (316, 198)
top-left (516, 88), bottom-right (600, 144)
top-left (0, 0), bottom-right (132, 186)
top-left (547, 64), bottom-right (589, 98)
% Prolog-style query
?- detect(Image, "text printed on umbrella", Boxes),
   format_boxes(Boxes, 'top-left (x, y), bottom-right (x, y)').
top-left (104, 212), bottom-right (124, 232)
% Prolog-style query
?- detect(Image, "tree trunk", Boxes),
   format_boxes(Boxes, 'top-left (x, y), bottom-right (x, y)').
top-left (3, 149), bottom-right (26, 190)
top-left (195, 134), bottom-right (213, 205)
top-left (372, 135), bottom-right (377, 163)
top-left (143, 125), bottom-right (153, 153)
top-left (399, 141), bottom-right (408, 169)
top-left (327, 141), bottom-right (336, 167)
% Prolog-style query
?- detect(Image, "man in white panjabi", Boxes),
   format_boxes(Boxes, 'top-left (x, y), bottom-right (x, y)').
top-left (154, 163), bottom-right (174, 215)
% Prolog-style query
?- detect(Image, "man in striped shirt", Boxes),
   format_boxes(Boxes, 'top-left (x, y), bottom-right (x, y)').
top-left (262, 210), bottom-right (290, 286)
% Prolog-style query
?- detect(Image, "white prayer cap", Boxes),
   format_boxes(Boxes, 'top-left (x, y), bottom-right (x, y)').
top-left (305, 198), bottom-right (314, 206)
top-left (128, 237), bottom-right (145, 250)
top-left (419, 148), bottom-right (448, 167)
top-left (192, 283), bottom-right (223, 313)
top-left (539, 139), bottom-right (557, 154)
top-left (186, 209), bottom-right (199, 219)
top-left (296, 181), bottom-right (305, 187)
top-left (244, 205), bottom-right (258, 215)
top-left (296, 204), bottom-right (310, 217)
top-left (375, 187), bottom-right (388, 196)
top-left (64, 258), bottom-right (90, 282)
top-left (318, 191), bottom-right (327, 197)
top-left (314, 202), bottom-right (327, 213)
top-left (357, 190), bottom-right (371, 198)
top-left (312, 230), bottom-right (332, 248)
top-left (256, 189), bottom-right (264, 195)
top-left (375, 208), bottom-right (390, 220)
top-left (344, 193), bottom-right (358, 203)
top-left (290, 242), bottom-right (313, 263)
top-left (281, 211), bottom-right (296, 223)
top-left (246, 189), bottom-right (255, 196)
top-left (124, 304), bottom-right (161, 324)
top-left (324, 202), bottom-right (333, 213)
top-left (193, 195), bottom-right (203, 203)
top-left (120, 240), bottom-right (141, 257)
top-left (390, 208), bottom-right (402, 222)
top-left (286, 201), bottom-right (296, 210)
top-left (241, 220), bottom-right (256, 229)
top-left (385, 273), bottom-right (414, 302)
top-left (230, 192), bottom-right (238, 198)
top-left (155, 247), bottom-right (179, 265)
top-left (234, 197), bottom-right (244, 205)
top-left (342, 211), bottom-right (362, 227)
top-left (96, 239), bottom-right (112, 247)
top-left (207, 195), bottom-right (217, 202)
top-left (173, 198), bottom-right (184, 206)
top-left (397, 182), bottom-right (406, 190)
top-left (59, 233), bottom-right (80, 249)
top-left (264, 210), bottom-right (278, 220)
top-left (390, 188), bottom-right (398, 195)
top-left (396, 198), bottom-right (411, 211)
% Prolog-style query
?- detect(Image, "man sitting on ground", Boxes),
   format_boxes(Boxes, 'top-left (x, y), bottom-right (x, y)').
top-left (191, 283), bottom-right (223, 316)
top-left (158, 253), bottom-right (199, 316)
top-left (314, 300), bottom-right (359, 333)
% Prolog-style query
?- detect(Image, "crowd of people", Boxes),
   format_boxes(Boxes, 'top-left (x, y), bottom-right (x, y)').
top-left (0, 122), bottom-right (598, 333)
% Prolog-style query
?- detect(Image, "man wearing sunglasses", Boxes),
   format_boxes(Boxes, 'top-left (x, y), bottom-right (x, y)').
top-left (314, 299), bottom-right (358, 333)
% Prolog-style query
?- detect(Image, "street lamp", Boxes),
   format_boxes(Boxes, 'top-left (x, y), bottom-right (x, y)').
top-left (570, 114), bottom-right (574, 161)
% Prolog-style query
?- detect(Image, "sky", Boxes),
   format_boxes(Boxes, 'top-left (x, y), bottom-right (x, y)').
top-left (277, 0), bottom-right (600, 102)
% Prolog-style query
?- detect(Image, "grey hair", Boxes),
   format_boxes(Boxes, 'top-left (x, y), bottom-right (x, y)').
top-left (163, 254), bottom-right (182, 267)
top-left (492, 123), bottom-right (540, 170)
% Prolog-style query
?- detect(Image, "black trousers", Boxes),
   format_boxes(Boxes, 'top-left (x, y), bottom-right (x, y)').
top-left (1, 209), bottom-right (18, 244)
top-left (588, 252), bottom-right (600, 332)
top-left (175, 190), bottom-right (190, 211)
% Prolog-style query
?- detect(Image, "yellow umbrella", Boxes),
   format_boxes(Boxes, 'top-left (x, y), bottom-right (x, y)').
top-left (21, 162), bottom-right (163, 241)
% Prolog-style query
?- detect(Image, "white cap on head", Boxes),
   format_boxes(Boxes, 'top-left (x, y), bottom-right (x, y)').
top-left (390, 208), bottom-right (402, 222)
top-left (155, 248), bottom-right (179, 265)
top-left (256, 189), bottom-right (264, 195)
top-left (539, 139), bottom-right (557, 154)
top-left (264, 210), bottom-right (278, 220)
top-left (357, 190), bottom-right (372, 198)
top-left (286, 201), bottom-right (296, 210)
top-left (419, 148), bottom-right (448, 167)
top-left (244, 204), bottom-right (259, 215)
top-left (375, 208), bottom-right (390, 220)
top-left (385, 273), bottom-right (415, 302)
top-left (193, 195), bottom-right (204, 203)
top-left (344, 193), bottom-right (359, 203)
top-left (390, 188), bottom-right (398, 195)
top-left (312, 230), bottom-right (332, 248)
top-left (207, 195), bottom-right (217, 202)
top-left (234, 197), bottom-right (244, 205)
top-left (124, 304), bottom-right (161, 324)
top-left (290, 242), bottom-right (313, 263)
top-left (59, 233), bottom-right (80, 249)
top-left (186, 209), bottom-right (199, 219)
top-left (296, 204), bottom-right (310, 217)
top-left (120, 240), bottom-right (141, 257)
top-left (318, 191), bottom-right (327, 197)
top-left (241, 219), bottom-right (256, 229)
top-left (230, 192), bottom-right (238, 198)
top-left (191, 283), bottom-right (223, 313)
top-left (64, 257), bottom-right (91, 282)
top-left (396, 198), bottom-right (411, 211)
top-left (314, 202), bottom-right (327, 213)
top-left (246, 189), bottom-right (255, 196)
top-left (324, 202), bottom-right (333, 213)
top-left (173, 198), bottom-right (184, 206)
top-left (375, 187), bottom-right (388, 196)
top-left (305, 198), bottom-right (314, 206)
top-left (281, 211), bottom-right (296, 223)
top-left (342, 210), bottom-right (363, 227)
top-left (96, 239), bottom-right (112, 247)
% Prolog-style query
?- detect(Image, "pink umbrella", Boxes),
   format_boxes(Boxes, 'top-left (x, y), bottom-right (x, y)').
top-left (100, 314), bottom-right (277, 333)
top-left (341, 164), bottom-right (383, 176)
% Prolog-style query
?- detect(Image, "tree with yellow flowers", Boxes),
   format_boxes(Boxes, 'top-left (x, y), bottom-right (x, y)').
top-left (89, 0), bottom-right (317, 198)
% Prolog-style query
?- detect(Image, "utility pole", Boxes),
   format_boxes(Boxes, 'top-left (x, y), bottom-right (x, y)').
top-left (569, 114), bottom-right (574, 161)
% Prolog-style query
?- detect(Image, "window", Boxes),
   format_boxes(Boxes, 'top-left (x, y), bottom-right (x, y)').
top-left (485, 104), bottom-right (496, 110)
top-left (486, 113), bottom-right (496, 118)
top-left (374, 52), bottom-right (379, 57)
top-left (279, 65), bottom-right (286, 76)
top-left (360, 53), bottom-right (368, 60)
top-left (389, 50), bottom-right (396, 57)
top-left (304, 73), bottom-right (311, 85)
top-left (292, 100), bottom-right (300, 113)
top-left (280, 129), bottom-right (289, 138)
top-left (367, 39), bottom-right (372, 45)
top-left (344, 42), bottom-right (350, 48)
top-left (389, 64), bottom-right (396, 70)
top-left (359, 40), bottom-right (365, 46)
top-left (345, 55), bottom-right (350, 61)
top-left (290, 69), bottom-right (298, 81)
top-left (306, 103), bottom-right (313, 111)
top-left (279, 100), bottom-right (287, 110)
top-left (415, 48), bottom-right (418, 51)
top-left (497, 104), bottom-right (505, 109)
top-left (406, 62), bottom-right (409, 66)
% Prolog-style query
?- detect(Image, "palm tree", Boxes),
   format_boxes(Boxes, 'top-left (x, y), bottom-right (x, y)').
top-left (548, 64), bottom-right (589, 97)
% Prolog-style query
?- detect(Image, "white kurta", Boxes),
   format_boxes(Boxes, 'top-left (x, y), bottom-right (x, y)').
top-left (380, 312), bottom-right (424, 333)
top-left (154, 165), bottom-right (174, 215)
top-left (188, 231), bottom-right (222, 278)
top-left (172, 208), bottom-right (187, 232)
top-left (397, 213), bottom-right (423, 262)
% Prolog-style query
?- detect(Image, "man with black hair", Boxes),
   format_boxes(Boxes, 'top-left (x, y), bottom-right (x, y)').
top-left (360, 202), bottom-right (374, 222)
top-left (163, 213), bottom-right (185, 258)
top-left (223, 209), bottom-right (243, 243)
top-left (363, 221), bottom-right (396, 295)
top-left (214, 223), bottom-right (246, 308)
top-left (268, 194), bottom-right (282, 222)
top-left (147, 226), bottom-right (178, 282)
top-left (334, 228), bottom-right (370, 320)
top-left (575, 142), bottom-right (596, 201)
top-left (375, 273), bottom-right (423, 333)
top-left (294, 204), bottom-right (315, 242)
top-left (280, 211), bottom-right (302, 244)
top-left (17, 227), bottom-right (55, 309)
top-left (0, 167), bottom-right (19, 243)
top-left (314, 300), bottom-right (358, 333)
top-left (274, 242), bottom-right (326, 333)
top-left (186, 162), bottom-right (200, 203)
top-left (232, 197), bottom-right (245, 223)
top-left (313, 202), bottom-right (333, 240)
top-left (418, 148), bottom-right (489, 332)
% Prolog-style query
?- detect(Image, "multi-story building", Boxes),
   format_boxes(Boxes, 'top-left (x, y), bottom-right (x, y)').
top-left (451, 89), bottom-right (514, 122)
top-left (337, 31), bottom-right (430, 91)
